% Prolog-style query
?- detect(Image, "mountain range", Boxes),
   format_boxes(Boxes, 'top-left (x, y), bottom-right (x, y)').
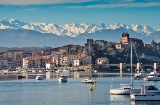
top-left (0, 18), bottom-right (160, 47)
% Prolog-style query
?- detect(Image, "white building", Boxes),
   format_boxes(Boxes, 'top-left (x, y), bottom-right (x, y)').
top-left (74, 60), bottom-right (80, 66)
top-left (46, 62), bottom-right (56, 69)
top-left (23, 57), bottom-right (29, 68)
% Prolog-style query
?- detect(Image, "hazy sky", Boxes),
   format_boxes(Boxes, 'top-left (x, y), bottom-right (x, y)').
top-left (0, 0), bottom-right (160, 28)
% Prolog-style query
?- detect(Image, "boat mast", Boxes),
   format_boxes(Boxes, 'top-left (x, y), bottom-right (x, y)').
top-left (130, 39), bottom-right (133, 90)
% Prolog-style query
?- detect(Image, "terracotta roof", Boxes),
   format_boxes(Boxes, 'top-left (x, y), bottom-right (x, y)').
top-left (46, 62), bottom-right (55, 64)
top-left (8, 50), bottom-right (24, 52)
top-left (0, 52), bottom-right (5, 55)
top-left (25, 55), bottom-right (51, 60)
top-left (0, 58), bottom-right (7, 60)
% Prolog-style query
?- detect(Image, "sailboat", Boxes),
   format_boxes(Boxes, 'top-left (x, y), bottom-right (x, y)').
top-left (133, 45), bottom-right (145, 80)
top-left (81, 42), bottom-right (96, 84)
top-left (110, 40), bottom-right (141, 95)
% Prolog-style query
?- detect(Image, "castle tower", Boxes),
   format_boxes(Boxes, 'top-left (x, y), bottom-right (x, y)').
top-left (120, 32), bottom-right (129, 44)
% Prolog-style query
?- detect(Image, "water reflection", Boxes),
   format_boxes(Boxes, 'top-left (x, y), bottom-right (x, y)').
top-left (131, 101), bottom-right (160, 105)
top-left (0, 72), bottom-right (137, 81)
top-left (110, 95), bottom-right (129, 102)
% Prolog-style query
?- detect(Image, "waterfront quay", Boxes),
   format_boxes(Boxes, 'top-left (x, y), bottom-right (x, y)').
top-left (0, 70), bottom-right (147, 80)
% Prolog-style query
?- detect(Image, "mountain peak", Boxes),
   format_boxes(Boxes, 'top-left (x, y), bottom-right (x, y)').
top-left (0, 19), bottom-right (158, 36)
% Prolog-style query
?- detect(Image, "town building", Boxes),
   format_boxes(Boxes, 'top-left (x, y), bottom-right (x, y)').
top-left (0, 58), bottom-right (8, 69)
top-left (120, 32), bottom-right (129, 44)
top-left (115, 43), bottom-right (122, 49)
top-left (46, 62), bottom-right (56, 69)
top-left (73, 55), bottom-right (91, 66)
top-left (23, 55), bottom-right (52, 68)
top-left (3, 50), bottom-right (24, 68)
top-left (96, 57), bottom-right (109, 65)
top-left (84, 39), bottom-right (94, 56)
top-left (94, 40), bottom-right (108, 50)
top-left (120, 33), bottom-right (144, 48)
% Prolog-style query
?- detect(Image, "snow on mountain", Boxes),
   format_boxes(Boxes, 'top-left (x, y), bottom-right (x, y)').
top-left (131, 24), bottom-right (157, 35)
top-left (107, 23), bottom-right (129, 30)
top-left (0, 18), bottom-right (159, 37)
top-left (61, 23), bottom-right (103, 37)
top-left (107, 23), bottom-right (157, 35)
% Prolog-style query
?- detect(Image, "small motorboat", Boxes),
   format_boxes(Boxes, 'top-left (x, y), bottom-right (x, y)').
top-left (145, 71), bottom-right (160, 81)
top-left (130, 84), bottom-right (160, 101)
top-left (81, 77), bottom-right (96, 84)
top-left (36, 74), bottom-right (44, 80)
top-left (58, 75), bottom-right (67, 82)
top-left (134, 71), bottom-right (144, 80)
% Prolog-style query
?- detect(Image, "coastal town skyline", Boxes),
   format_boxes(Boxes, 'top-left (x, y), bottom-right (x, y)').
top-left (0, 0), bottom-right (160, 28)
top-left (1, 1), bottom-right (160, 104)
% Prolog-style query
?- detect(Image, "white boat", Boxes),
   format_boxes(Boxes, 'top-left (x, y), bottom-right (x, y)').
top-left (145, 71), bottom-right (160, 81)
top-left (130, 84), bottom-right (160, 101)
top-left (134, 71), bottom-right (144, 80)
top-left (110, 40), bottom-right (141, 95)
top-left (58, 75), bottom-right (67, 82)
top-left (36, 74), bottom-right (44, 80)
top-left (81, 77), bottom-right (96, 84)
top-left (110, 84), bottom-right (141, 95)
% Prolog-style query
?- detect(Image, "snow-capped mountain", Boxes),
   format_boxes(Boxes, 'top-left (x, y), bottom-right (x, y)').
top-left (0, 18), bottom-right (159, 47)
top-left (107, 23), bottom-right (157, 35)
top-left (0, 19), bottom-right (158, 37)
top-left (0, 19), bottom-right (104, 37)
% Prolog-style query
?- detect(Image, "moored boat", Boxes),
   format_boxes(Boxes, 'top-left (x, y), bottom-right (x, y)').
top-left (81, 77), bottom-right (96, 84)
top-left (110, 40), bottom-right (141, 95)
top-left (130, 84), bottom-right (160, 101)
top-left (58, 75), bottom-right (67, 82)
top-left (110, 84), bottom-right (141, 95)
top-left (134, 71), bottom-right (145, 80)
top-left (145, 71), bottom-right (160, 81)
top-left (36, 74), bottom-right (44, 80)
top-left (17, 75), bottom-right (26, 79)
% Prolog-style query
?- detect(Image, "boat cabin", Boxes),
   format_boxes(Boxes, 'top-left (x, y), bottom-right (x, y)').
top-left (120, 84), bottom-right (132, 89)
top-left (59, 75), bottom-right (68, 78)
top-left (148, 72), bottom-right (157, 76)
top-left (140, 85), bottom-right (159, 94)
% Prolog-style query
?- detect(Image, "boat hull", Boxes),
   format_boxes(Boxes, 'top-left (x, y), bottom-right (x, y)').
top-left (58, 78), bottom-right (67, 82)
top-left (36, 76), bottom-right (44, 80)
top-left (147, 76), bottom-right (160, 81)
top-left (81, 81), bottom-right (96, 84)
top-left (131, 94), bottom-right (160, 101)
top-left (81, 80), bottom-right (96, 84)
top-left (110, 89), bottom-right (141, 95)
top-left (17, 75), bottom-right (26, 79)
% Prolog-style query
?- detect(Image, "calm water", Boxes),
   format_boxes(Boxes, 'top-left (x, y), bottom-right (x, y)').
top-left (0, 73), bottom-right (160, 105)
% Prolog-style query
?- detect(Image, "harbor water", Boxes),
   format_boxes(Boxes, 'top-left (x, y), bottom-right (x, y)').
top-left (0, 73), bottom-right (160, 105)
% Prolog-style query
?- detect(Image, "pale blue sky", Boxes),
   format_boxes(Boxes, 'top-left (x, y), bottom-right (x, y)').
top-left (0, 0), bottom-right (160, 28)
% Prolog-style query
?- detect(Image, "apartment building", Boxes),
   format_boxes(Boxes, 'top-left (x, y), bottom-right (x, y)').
top-left (23, 55), bottom-right (52, 68)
